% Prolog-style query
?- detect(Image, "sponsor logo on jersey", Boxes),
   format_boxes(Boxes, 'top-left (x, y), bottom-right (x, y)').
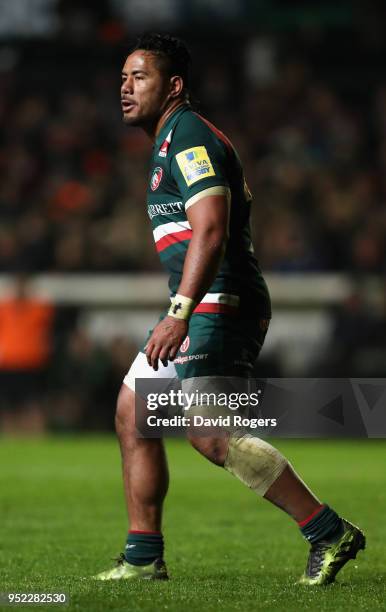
top-left (176, 146), bottom-right (215, 186)
top-left (174, 353), bottom-right (208, 365)
top-left (150, 167), bottom-right (163, 191)
top-left (179, 335), bottom-right (190, 353)
top-left (158, 129), bottom-right (173, 157)
top-left (147, 201), bottom-right (184, 219)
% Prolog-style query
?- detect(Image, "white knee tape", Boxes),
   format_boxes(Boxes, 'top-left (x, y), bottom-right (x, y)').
top-left (224, 432), bottom-right (288, 496)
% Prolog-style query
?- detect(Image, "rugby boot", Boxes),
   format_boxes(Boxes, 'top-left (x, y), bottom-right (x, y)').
top-left (298, 519), bottom-right (365, 585)
top-left (93, 554), bottom-right (168, 581)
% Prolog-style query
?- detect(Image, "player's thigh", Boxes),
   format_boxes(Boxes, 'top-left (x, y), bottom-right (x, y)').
top-left (117, 352), bottom-right (177, 434)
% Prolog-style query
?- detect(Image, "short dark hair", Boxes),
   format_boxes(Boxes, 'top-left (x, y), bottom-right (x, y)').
top-left (133, 32), bottom-right (192, 93)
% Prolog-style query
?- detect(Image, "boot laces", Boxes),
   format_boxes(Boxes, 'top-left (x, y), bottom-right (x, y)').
top-left (112, 553), bottom-right (126, 566)
top-left (306, 541), bottom-right (330, 577)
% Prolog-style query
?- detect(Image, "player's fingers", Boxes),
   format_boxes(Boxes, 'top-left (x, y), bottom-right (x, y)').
top-left (146, 342), bottom-right (154, 367)
top-left (169, 342), bottom-right (181, 361)
top-left (144, 332), bottom-right (156, 354)
top-left (159, 345), bottom-right (170, 367)
top-left (168, 345), bottom-right (179, 361)
top-left (150, 344), bottom-right (160, 371)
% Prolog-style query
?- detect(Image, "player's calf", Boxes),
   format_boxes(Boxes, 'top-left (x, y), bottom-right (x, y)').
top-left (94, 385), bottom-right (169, 580)
top-left (115, 384), bottom-right (168, 534)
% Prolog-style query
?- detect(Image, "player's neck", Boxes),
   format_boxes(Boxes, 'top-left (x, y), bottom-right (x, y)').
top-left (145, 100), bottom-right (188, 142)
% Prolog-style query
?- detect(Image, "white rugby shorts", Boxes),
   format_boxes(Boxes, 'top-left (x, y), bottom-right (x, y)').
top-left (123, 352), bottom-right (177, 392)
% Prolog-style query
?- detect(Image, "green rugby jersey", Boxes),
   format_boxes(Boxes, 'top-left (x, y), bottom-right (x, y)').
top-left (147, 104), bottom-right (271, 318)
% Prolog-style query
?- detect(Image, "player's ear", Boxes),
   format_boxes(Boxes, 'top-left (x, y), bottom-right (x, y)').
top-left (169, 75), bottom-right (184, 98)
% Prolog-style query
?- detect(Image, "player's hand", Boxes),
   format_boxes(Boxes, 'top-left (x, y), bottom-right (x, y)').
top-left (145, 316), bottom-right (188, 371)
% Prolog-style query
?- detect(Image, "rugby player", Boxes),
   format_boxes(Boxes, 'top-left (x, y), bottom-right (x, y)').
top-left (94, 33), bottom-right (365, 585)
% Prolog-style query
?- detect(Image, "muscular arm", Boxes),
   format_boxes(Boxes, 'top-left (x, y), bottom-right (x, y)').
top-left (146, 194), bottom-right (230, 369)
top-left (178, 194), bottom-right (230, 301)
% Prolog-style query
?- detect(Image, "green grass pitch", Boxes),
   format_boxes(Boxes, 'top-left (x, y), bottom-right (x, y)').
top-left (1, 437), bottom-right (385, 612)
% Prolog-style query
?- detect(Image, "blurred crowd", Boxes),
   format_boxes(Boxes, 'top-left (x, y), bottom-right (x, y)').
top-left (0, 276), bottom-right (138, 433)
top-left (0, 31), bottom-right (385, 275)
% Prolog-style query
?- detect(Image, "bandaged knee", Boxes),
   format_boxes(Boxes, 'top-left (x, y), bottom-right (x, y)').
top-left (185, 401), bottom-right (287, 496)
top-left (224, 431), bottom-right (288, 496)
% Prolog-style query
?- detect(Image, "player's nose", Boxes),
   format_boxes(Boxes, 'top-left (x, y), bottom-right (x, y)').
top-left (121, 76), bottom-right (134, 95)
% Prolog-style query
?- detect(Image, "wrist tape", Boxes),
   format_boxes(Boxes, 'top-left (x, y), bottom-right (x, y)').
top-left (168, 294), bottom-right (196, 321)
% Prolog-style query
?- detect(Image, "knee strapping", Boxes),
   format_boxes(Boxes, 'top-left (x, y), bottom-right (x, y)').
top-left (224, 432), bottom-right (288, 496)
top-left (183, 400), bottom-right (287, 496)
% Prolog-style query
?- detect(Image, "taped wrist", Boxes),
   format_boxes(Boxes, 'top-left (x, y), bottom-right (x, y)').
top-left (224, 432), bottom-right (288, 496)
top-left (168, 294), bottom-right (196, 321)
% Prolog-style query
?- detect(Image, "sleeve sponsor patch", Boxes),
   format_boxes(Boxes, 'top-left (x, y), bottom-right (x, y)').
top-left (175, 146), bottom-right (215, 186)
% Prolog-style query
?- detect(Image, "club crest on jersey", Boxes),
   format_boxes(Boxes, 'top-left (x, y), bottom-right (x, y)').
top-left (150, 167), bottom-right (163, 191)
top-left (158, 129), bottom-right (173, 157)
top-left (179, 335), bottom-right (190, 353)
top-left (176, 146), bottom-right (215, 186)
